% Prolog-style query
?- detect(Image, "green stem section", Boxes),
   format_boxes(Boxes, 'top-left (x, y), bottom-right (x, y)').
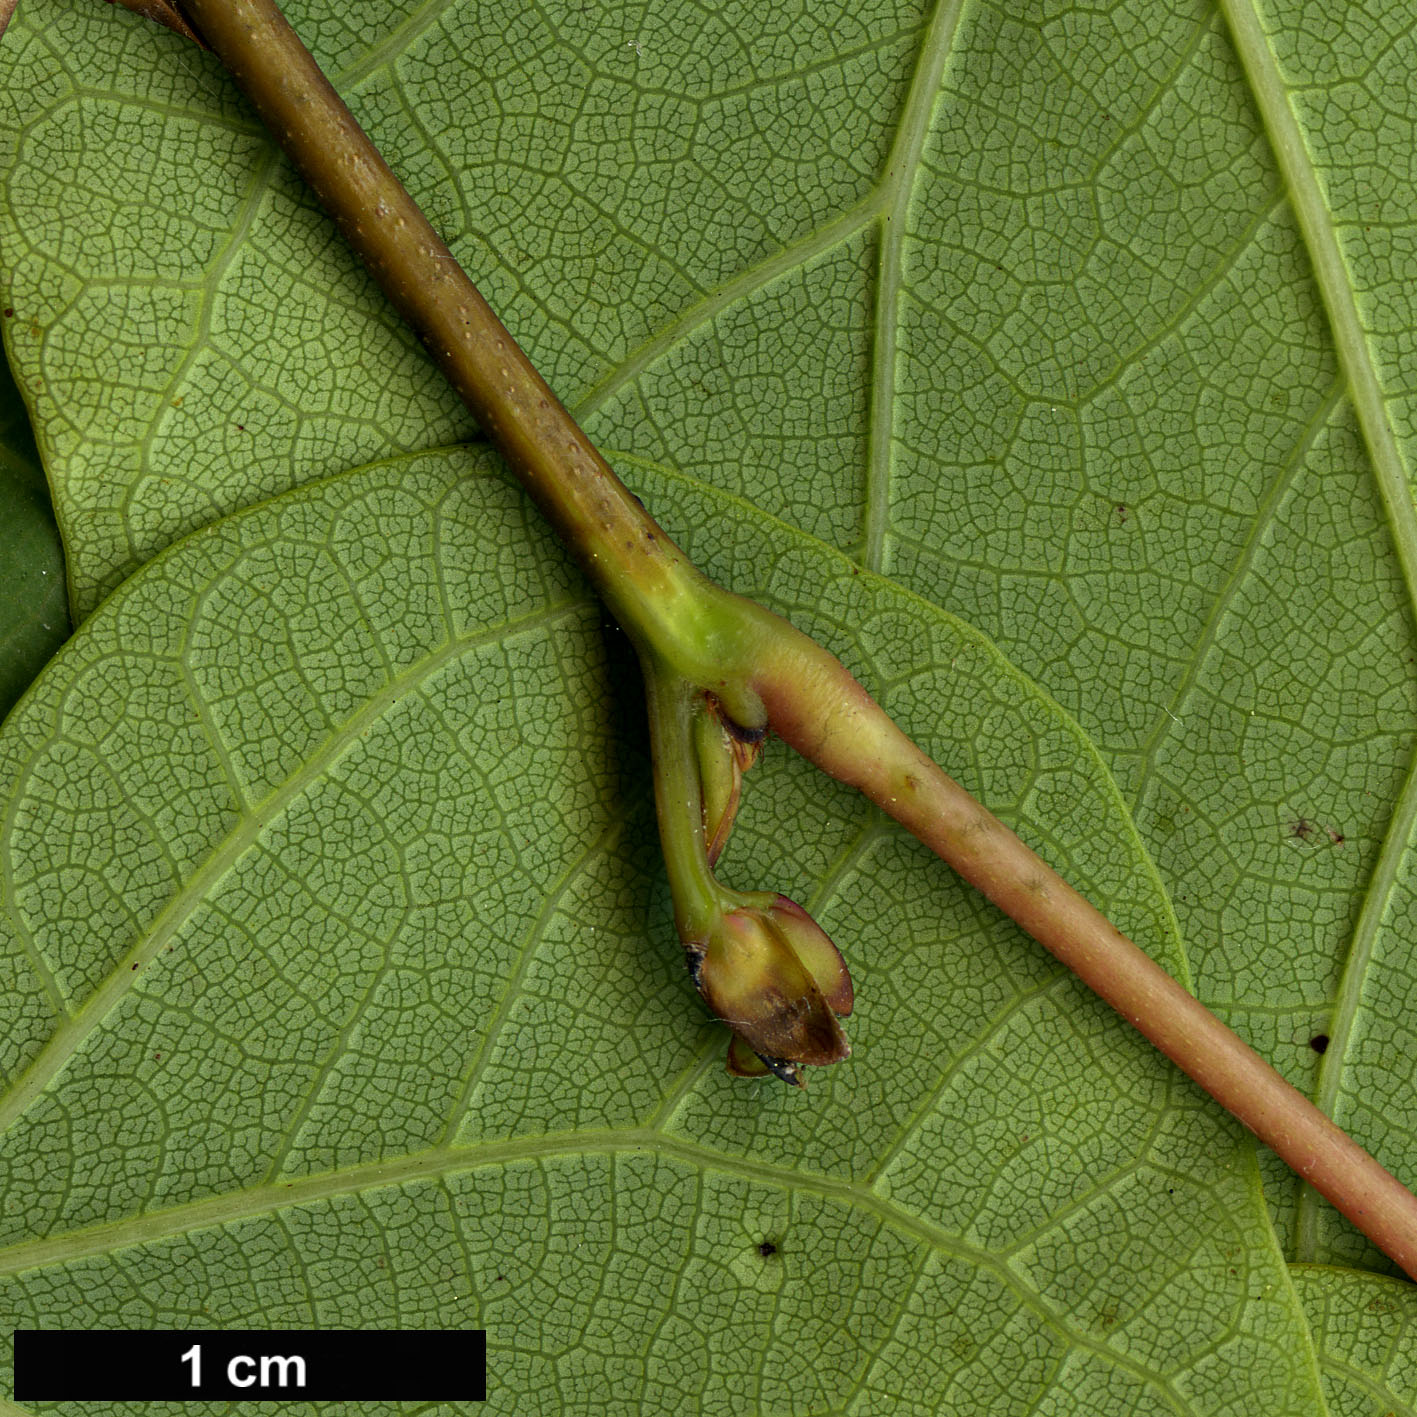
top-left (171, 0), bottom-right (701, 648)
top-left (642, 667), bottom-right (728, 941)
top-left (168, 0), bottom-right (1417, 1278)
top-left (176, 0), bottom-right (778, 729)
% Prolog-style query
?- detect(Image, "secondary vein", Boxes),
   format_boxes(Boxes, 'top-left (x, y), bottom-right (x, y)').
top-left (1219, 0), bottom-right (1417, 1260)
top-left (0, 598), bottom-right (582, 1143)
top-left (862, 0), bottom-right (968, 574)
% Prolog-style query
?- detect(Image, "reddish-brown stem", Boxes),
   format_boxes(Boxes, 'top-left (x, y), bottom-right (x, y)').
top-left (147, 0), bottom-right (1417, 1276)
top-left (755, 634), bottom-right (1417, 1276)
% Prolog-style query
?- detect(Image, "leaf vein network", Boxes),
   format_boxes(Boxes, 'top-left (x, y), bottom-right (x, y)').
top-left (0, 599), bottom-right (583, 1142)
top-left (0, 1129), bottom-right (1202, 1400)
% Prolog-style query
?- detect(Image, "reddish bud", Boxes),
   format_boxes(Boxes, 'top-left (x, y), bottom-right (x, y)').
top-left (693, 896), bottom-right (852, 1086)
top-left (694, 696), bottom-right (764, 868)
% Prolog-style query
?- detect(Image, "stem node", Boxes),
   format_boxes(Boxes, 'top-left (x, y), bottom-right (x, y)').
top-left (167, 0), bottom-right (1417, 1277)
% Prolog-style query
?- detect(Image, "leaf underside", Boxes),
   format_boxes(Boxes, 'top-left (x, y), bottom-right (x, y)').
top-left (0, 351), bottom-right (67, 718)
top-left (0, 448), bottom-right (1318, 1413)
top-left (2, 0), bottom-right (1417, 1411)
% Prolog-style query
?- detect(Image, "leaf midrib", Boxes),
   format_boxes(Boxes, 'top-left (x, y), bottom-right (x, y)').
top-left (0, 1125), bottom-right (1200, 1409)
top-left (1218, 0), bottom-right (1417, 1262)
top-left (1218, 3), bottom-right (1417, 591)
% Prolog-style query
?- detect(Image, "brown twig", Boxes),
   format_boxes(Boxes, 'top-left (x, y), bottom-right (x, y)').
top-left (149, 0), bottom-right (1417, 1276)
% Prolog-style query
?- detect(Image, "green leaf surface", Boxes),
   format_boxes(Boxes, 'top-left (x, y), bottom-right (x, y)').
top-left (5, 0), bottom-right (1417, 1395)
top-left (1290, 1265), bottom-right (1417, 1415)
top-left (0, 0), bottom-right (925, 615)
top-left (0, 448), bottom-right (1322, 1413)
top-left (0, 338), bottom-right (67, 719)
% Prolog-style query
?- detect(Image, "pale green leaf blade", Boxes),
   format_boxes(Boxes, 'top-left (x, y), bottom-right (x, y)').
top-left (1206, 0), bottom-right (1417, 1273)
top-left (4, 0), bottom-right (1417, 1313)
top-left (1290, 1264), bottom-right (1417, 1416)
top-left (0, 338), bottom-right (67, 717)
top-left (0, 1), bottom-right (474, 617)
top-left (0, 449), bottom-right (1322, 1414)
top-left (589, 0), bottom-right (1417, 1270)
top-left (0, 0), bottom-right (926, 615)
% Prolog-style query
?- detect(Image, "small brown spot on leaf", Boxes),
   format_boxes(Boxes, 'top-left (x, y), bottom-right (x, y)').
top-left (756, 1240), bottom-right (778, 1259)
top-left (1309, 1034), bottom-right (1330, 1054)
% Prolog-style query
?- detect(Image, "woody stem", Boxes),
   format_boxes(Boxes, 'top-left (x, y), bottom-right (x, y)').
top-left (163, 0), bottom-right (1417, 1278)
